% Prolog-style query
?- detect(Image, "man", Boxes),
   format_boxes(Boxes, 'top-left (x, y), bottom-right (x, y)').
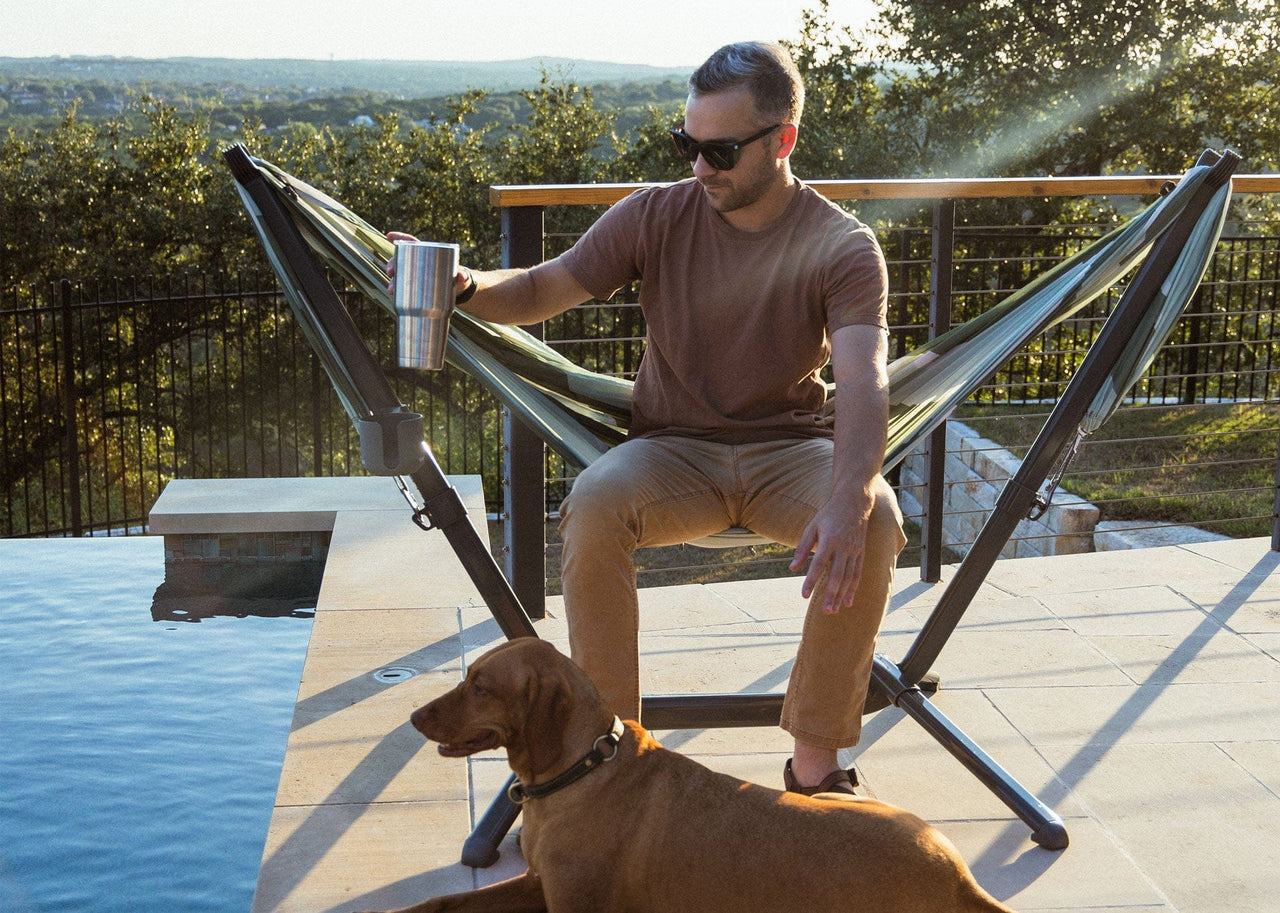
top-left (395, 41), bottom-right (904, 795)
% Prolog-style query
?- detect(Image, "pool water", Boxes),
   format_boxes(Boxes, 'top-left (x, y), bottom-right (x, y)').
top-left (0, 537), bottom-right (314, 913)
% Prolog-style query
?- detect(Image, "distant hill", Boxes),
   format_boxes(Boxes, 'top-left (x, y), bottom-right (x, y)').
top-left (0, 55), bottom-right (692, 97)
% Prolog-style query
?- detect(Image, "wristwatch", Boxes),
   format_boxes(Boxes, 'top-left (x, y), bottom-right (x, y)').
top-left (456, 267), bottom-right (477, 305)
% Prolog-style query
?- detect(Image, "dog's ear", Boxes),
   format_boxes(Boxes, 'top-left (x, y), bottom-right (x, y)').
top-left (521, 667), bottom-right (573, 776)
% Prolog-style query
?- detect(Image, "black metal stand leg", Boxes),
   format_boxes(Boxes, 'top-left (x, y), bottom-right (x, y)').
top-left (409, 456), bottom-right (534, 867)
top-left (462, 776), bottom-right (523, 868)
top-left (407, 456), bottom-right (537, 641)
top-left (871, 655), bottom-right (1069, 850)
top-left (225, 146), bottom-right (538, 869)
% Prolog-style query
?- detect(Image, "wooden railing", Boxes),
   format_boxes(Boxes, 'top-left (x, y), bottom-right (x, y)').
top-left (491, 173), bottom-right (1280, 208)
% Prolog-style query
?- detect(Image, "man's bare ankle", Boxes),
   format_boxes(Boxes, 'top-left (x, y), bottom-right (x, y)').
top-left (789, 743), bottom-right (839, 787)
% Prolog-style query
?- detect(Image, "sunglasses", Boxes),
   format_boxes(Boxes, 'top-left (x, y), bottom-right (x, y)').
top-left (669, 123), bottom-right (783, 171)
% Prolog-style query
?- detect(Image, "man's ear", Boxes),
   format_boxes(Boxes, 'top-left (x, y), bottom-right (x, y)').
top-left (777, 123), bottom-right (798, 159)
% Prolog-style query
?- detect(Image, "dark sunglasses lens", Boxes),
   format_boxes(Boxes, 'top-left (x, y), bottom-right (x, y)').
top-left (670, 130), bottom-right (738, 170)
top-left (670, 130), bottom-right (697, 161)
top-left (701, 145), bottom-right (736, 170)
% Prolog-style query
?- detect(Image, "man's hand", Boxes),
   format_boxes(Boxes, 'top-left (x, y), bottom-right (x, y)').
top-left (790, 489), bottom-right (874, 614)
top-left (383, 231), bottom-right (471, 298)
top-left (384, 233), bottom-right (590, 325)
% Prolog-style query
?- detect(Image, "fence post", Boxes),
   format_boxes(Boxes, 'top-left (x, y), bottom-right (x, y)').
top-left (920, 199), bottom-right (955, 582)
top-left (500, 206), bottom-right (547, 618)
top-left (310, 358), bottom-right (325, 476)
top-left (58, 279), bottom-right (84, 537)
top-left (1272, 429), bottom-right (1280, 552)
top-left (1181, 286), bottom-right (1206, 404)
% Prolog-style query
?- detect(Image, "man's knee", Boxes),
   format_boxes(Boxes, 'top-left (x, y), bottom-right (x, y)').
top-left (865, 476), bottom-right (908, 564)
top-left (559, 456), bottom-right (638, 546)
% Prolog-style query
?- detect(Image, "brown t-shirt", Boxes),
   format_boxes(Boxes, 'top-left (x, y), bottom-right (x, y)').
top-left (561, 178), bottom-right (887, 442)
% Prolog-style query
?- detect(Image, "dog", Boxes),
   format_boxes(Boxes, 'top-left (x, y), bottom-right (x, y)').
top-left (372, 637), bottom-right (1017, 913)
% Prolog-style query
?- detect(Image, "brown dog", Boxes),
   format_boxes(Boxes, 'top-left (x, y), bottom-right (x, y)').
top-left (376, 638), bottom-right (1016, 913)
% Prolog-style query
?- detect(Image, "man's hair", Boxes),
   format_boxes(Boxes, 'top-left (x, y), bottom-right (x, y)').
top-left (688, 41), bottom-right (805, 125)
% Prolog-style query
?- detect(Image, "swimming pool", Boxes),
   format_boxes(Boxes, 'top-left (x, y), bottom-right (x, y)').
top-left (0, 536), bottom-right (314, 913)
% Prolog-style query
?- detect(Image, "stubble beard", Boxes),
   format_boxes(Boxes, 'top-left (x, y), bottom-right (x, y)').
top-left (699, 159), bottom-right (775, 215)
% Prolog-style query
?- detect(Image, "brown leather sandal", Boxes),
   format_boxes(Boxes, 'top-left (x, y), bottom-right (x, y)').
top-left (783, 759), bottom-right (859, 796)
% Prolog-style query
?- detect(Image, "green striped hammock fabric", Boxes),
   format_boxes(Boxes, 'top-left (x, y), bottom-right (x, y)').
top-left (231, 152), bottom-right (1232, 479)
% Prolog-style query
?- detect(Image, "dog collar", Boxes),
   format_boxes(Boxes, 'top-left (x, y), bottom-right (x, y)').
top-left (507, 716), bottom-right (625, 804)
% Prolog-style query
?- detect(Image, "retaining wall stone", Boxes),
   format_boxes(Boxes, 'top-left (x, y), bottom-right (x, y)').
top-left (899, 421), bottom-right (1099, 558)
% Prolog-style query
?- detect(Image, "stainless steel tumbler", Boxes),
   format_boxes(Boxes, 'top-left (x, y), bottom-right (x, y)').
top-left (393, 240), bottom-right (459, 370)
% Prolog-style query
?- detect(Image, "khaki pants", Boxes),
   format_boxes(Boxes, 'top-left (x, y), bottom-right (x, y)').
top-left (559, 435), bottom-right (906, 750)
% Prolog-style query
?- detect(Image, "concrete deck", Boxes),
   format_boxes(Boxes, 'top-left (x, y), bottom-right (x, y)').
top-left (155, 478), bottom-right (1280, 913)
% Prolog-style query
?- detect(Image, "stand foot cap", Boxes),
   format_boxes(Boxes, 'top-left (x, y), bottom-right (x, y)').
top-left (1032, 821), bottom-right (1070, 851)
top-left (461, 836), bottom-right (501, 868)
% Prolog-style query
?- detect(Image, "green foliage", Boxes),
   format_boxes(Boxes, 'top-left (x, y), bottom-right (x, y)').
top-left (0, 71), bottom-right (673, 287)
top-left (500, 74), bottom-right (614, 183)
top-left (0, 98), bottom-right (261, 284)
top-left (874, 0), bottom-right (1280, 175)
top-left (4, 3), bottom-right (1277, 289)
top-left (0, 56), bottom-right (692, 108)
top-left (785, 4), bottom-right (900, 179)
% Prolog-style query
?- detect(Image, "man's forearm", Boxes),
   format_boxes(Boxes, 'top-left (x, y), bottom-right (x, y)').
top-left (459, 258), bottom-right (590, 326)
top-left (830, 380), bottom-right (889, 509)
top-left (829, 324), bottom-right (891, 508)
top-left (458, 267), bottom-right (535, 323)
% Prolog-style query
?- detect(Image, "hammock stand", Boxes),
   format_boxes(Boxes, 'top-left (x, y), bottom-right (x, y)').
top-left (225, 145), bottom-right (1238, 864)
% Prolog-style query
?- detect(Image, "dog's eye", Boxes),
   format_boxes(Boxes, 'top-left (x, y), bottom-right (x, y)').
top-left (470, 680), bottom-right (487, 697)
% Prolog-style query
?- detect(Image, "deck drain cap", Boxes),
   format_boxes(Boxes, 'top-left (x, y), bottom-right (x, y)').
top-left (373, 666), bottom-right (419, 684)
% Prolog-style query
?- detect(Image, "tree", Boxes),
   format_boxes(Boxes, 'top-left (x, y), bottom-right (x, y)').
top-left (872, 0), bottom-right (1279, 175)
top-left (785, 3), bottom-right (903, 180)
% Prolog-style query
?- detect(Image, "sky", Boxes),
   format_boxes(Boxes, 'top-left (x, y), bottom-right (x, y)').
top-left (0, 0), bottom-right (880, 68)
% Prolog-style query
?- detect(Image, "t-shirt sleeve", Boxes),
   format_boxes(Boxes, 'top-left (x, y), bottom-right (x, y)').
top-left (559, 190), bottom-right (647, 301)
top-left (822, 224), bottom-right (889, 334)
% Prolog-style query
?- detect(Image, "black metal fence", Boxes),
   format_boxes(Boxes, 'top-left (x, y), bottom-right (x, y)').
top-left (3, 220), bottom-right (1278, 559)
top-left (0, 272), bottom-right (499, 537)
top-left (528, 218), bottom-right (1280, 596)
top-left (543, 224), bottom-right (1280, 397)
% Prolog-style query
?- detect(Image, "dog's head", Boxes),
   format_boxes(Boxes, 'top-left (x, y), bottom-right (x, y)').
top-left (410, 638), bottom-right (608, 778)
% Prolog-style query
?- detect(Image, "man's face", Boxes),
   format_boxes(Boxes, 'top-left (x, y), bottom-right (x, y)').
top-left (681, 87), bottom-right (786, 216)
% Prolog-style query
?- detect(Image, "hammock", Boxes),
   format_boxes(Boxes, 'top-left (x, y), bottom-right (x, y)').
top-left (228, 148), bottom-right (1234, 481)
